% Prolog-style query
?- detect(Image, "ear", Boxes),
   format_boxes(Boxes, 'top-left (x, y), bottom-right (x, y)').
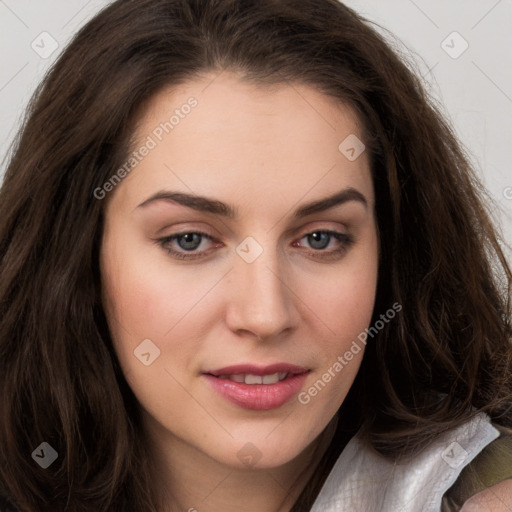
top-left (460, 478), bottom-right (512, 512)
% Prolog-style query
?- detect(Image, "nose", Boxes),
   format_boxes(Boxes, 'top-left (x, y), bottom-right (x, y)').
top-left (224, 242), bottom-right (298, 341)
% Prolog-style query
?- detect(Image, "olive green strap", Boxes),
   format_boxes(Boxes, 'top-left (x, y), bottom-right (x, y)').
top-left (441, 426), bottom-right (512, 511)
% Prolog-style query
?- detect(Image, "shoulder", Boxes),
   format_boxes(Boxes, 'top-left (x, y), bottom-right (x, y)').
top-left (459, 478), bottom-right (512, 511)
top-left (443, 424), bottom-right (512, 512)
top-left (312, 412), bottom-right (503, 512)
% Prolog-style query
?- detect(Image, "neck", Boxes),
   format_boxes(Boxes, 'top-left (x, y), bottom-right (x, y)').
top-left (146, 413), bottom-right (340, 512)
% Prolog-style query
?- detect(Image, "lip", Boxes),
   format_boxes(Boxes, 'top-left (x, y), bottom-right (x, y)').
top-left (202, 363), bottom-right (310, 410)
top-left (205, 363), bottom-right (309, 377)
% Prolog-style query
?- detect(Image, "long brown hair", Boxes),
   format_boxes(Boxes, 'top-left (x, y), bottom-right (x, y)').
top-left (1, 0), bottom-right (511, 510)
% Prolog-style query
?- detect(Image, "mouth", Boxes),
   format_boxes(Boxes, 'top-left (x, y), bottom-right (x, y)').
top-left (202, 363), bottom-right (311, 410)
top-left (204, 363), bottom-right (309, 383)
top-left (214, 372), bottom-right (290, 384)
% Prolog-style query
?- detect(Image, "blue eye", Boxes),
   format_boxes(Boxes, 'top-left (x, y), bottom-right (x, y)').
top-left (302, 231), bottom-right (339, 250)
top-left (172, 232), bottom-right (204, 251)
top-left (158, 232), bottom-right (218, 260)
top-left (293, 230), bottom-right (355, 260)
top-left (157, 229), bottom-right (354, 261)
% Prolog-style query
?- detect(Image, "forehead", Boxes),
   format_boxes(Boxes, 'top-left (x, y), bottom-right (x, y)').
top-left (111, 71), bottom-right (373, 213)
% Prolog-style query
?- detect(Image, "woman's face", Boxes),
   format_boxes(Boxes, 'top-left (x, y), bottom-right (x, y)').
top-left (100, 71), bottom-right (379, 470)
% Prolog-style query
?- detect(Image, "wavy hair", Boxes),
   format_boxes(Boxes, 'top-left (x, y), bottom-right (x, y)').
top-left (0, 0), bottom-right (511, 510)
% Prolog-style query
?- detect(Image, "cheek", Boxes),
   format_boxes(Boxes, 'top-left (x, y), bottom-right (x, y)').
top-left (100, 231), bottom-right (229, 393)
top-left (305, 269), bottom-right (376, 333)
top-left (297, 238), bottom-right (378, 408)
top-left (304, 243), bottom-right (378, 348)
top-left (296, 275), bottom-right (375, 422)
top-left (100, 239), bottom-right (204, 418)
top-left (101, 232), bottom-right (214, 339)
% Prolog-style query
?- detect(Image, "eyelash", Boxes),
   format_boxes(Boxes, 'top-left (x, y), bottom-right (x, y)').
top-left (156, 229), bottom-right (355, 261)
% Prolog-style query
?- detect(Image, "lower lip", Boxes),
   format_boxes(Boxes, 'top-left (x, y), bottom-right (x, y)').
top-left (202, 373), bottom-right (310, 410)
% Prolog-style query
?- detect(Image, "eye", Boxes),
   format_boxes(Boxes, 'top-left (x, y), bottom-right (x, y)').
top-left (292, 230), bottom-right (354, 260)
top-left (157, 231), bottom-right (221, 260)
top-left (157, 229), bottom-right (354, 261)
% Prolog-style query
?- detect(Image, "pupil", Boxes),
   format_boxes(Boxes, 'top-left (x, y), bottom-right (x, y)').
top-left (178, 233), bottom-right (201, 251)
top-left (308, 232), bottom-right (329, 250)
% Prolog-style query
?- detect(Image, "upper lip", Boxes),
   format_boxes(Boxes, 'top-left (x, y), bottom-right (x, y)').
top-left (204, 363), bottom-right (310, 377)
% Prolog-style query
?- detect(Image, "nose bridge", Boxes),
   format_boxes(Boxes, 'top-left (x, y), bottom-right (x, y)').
top-left (226, 235), bottom-right (296, 339)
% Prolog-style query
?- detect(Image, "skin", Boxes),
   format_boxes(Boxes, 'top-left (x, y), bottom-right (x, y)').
top-left (100, 70), bottom-right (379, 512)
top-left (460, 479), bottom-right (512, 511)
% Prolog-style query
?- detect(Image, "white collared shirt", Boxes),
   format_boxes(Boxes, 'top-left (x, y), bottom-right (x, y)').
top-left (311, 412), bottom-right (499, 511)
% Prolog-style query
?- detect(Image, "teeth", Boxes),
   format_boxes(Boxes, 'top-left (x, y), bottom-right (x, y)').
top-left (216, 372), bottom-right (289, 384)
top-left (245, 374), bottom-right (263, 384)
top-left (262, 373), bottom-right (279, 384)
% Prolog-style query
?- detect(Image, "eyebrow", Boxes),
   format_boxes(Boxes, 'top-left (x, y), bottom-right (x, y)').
top-left (136, 187), bottom-right (367, 218)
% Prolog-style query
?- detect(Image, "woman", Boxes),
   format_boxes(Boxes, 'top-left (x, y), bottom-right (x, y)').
top-left (0, 0), bottom-right (511, 511)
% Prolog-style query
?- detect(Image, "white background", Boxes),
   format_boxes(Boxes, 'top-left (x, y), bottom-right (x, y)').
top-left (0, 0), bottom-right (511, 249)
